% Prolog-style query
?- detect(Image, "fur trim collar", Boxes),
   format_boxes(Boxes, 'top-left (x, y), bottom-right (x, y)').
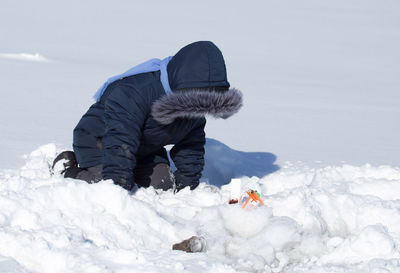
top-left (151, 88), bottom-right (243, 125)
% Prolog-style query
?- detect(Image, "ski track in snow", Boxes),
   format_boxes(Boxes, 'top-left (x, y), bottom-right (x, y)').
top-left (0, 144), bottom-right (399, 273)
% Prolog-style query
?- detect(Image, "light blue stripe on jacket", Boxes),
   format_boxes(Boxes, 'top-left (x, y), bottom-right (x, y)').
top-left (93, 56), bottom-right (173, 101)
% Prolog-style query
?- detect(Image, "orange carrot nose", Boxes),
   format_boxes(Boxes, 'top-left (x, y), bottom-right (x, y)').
top-left (242, 190), bottom-right (264, 208)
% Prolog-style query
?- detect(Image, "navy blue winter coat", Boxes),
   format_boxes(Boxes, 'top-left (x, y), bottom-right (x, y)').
top-left (73, 41), bottom-right (242, 190)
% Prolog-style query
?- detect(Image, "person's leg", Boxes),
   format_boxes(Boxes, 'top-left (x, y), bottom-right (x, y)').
top-left (53, 150), bottom-right (103, 184)
top-left (54, 149), bottom-right (174, 189)
top-left (64, 164), bottom-right (102, 183)
top-left (67, 162), bottom-right (174, 190)
top-left (75, 165), bottom-right (102, 183)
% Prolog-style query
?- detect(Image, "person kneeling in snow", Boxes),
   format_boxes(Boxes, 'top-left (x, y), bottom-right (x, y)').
top-left (53, 41), bottom-right (242, 192)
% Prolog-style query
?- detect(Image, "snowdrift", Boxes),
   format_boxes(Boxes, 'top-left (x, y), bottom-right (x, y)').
top-left (0, 144), bottom-right (399, 273)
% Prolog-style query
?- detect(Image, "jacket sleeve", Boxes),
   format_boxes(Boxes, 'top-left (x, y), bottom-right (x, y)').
top-left (102, 84), bottom-right (148, 189)
top-left (170, 118), bottom-right (206, 190)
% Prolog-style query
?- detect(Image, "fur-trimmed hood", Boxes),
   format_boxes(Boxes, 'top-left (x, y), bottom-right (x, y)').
top-left (152, 41), bottom-right (243, 125)
top-left (151, 88), bottom-right (243, 125)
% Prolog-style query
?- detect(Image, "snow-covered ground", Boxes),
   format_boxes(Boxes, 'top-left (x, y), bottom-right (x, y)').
top-left (1, 0), bottom-right (400, 272)
top-left (1, 145), bottom-right (399, 272)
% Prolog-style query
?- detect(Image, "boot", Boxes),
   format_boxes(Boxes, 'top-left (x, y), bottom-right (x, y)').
top-left (51, 151), bottom-right (78, 175)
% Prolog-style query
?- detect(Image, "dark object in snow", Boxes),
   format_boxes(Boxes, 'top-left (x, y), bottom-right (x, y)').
top-left (229, 199), bottom-right (239, 204)
top-left (51, 151), bottom-right (77, 174)
top-left (172, 236), bottom-right (206, 253)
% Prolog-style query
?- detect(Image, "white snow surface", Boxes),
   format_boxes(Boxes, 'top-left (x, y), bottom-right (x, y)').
top-left (0, 144), bottom-right (399, 273)
top-left (0, 53), bottom-right (51, 63)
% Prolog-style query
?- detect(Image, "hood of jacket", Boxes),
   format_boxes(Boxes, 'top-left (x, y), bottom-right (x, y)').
top-left (167, 41), bottom-right (230, 90)
top-left (152, 41), bottom-right (242, 125)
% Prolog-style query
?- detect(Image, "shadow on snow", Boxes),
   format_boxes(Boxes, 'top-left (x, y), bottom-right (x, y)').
top-left (201, 138), bottom-right (279, 187)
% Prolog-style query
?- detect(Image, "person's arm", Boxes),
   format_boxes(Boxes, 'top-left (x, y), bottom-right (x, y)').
top-left (102, 84), bottom-right (148, 189)
top-left (170, 118), bottom-right (206, 191)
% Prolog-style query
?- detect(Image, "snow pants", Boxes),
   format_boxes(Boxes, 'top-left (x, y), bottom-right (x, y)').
top-left (65, 163), bottom-right (175, 191)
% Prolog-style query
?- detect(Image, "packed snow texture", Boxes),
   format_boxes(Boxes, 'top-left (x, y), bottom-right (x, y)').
top-left (0, 144), bottom-right (399, 273)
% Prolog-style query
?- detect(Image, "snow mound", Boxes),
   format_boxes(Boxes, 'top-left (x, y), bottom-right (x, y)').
top-left (0, 144), bottom-right (399, 273)
top-left (0, 53), bottom-right (51, 62)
